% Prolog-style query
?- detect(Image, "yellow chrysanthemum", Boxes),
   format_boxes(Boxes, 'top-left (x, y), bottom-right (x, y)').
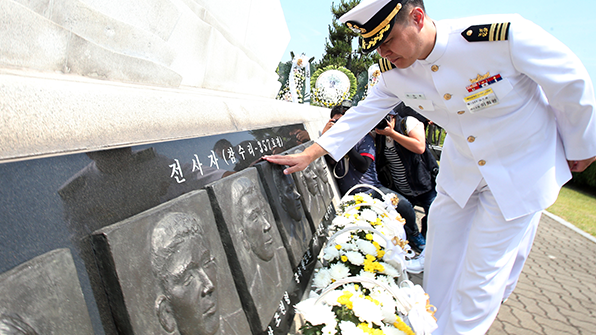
top-left (341, 255), bottom-right (348, 262)
top-left (337, 291), bottom-right (354, 309)
top-left (357, 323), bottom-right (384, 335)
top-left (336, 245), bottom-right (342, 250)
top-left (366, 234), bottom-right (374, 241)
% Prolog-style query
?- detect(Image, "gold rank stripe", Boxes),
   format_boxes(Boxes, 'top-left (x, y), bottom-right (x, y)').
top-left (379, 58), bottom-right (396, 73)
top-left (361, 3), bottom-right (402, 39)
top-left (489, 22), bottom-right (510, 41)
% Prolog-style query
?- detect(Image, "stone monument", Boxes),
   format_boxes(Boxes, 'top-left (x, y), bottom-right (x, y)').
top-left (0, 0), bottom-right (337, 333)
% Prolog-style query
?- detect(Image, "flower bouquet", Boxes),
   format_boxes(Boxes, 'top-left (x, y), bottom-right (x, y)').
top-left (331, 184), bottom-right (414, 262)
top-left (296, 276), bottom-right (437, 335)
top-left (295, 184), bottom-right (437, 335)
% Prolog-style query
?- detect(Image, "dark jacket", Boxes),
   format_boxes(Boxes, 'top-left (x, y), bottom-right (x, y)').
top-left (375, 115), bottom-right (439, 197)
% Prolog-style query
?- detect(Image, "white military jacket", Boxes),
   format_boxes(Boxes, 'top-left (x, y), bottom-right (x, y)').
top-left (317, 14), bottom-right (596, 220)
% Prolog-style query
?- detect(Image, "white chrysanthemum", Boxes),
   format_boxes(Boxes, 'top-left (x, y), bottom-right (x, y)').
top-left (340, 241), bottom-right (357, 251)
top-left (352, 295), bottom-right (384, 326)
top-left (295, 298), bottom-right (336, 327)
top-left (360, 208), bottom-right (379, 223)
top-left (346, 251), bottom-right (365, 266)
top-left (313, 269), bottom-right (333, 289)
top-left (320, 289), bottom-right (343, 307)
top-left (332, 215), bottom-right (351, 228)
top-left (329, 263), bottom-right (350, 281)
top-left (338, 321), bottom-right (367, 335)
top-left (333, 232), bottom-right (351, 245)
top-left (382, 325), bottom-right (408, 335)
top-left (354, 219), bottom-right (370, 227)
top-left (356, 239), bottom-right (377, 257)
top-left (355, 270), bottom-right (378, 289)
top-left (380, 261), bottom-right (400, 278)
top-left (322, 324), bottom-right (337, 335)
top-left (322, 246), bottom-right (340, 261)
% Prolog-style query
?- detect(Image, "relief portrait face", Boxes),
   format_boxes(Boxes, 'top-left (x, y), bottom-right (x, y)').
top-left (313, 159), bottom-right (329, 184)
top-left (302, 164), bottom-right (319, 196)
top-left (152, 213), bottom-right (219, 335)
top-left (162, 233), bottom-right (219, 335)
top-left (235, 178), bottom-right (275, 262)
top-left (273, 169), bottom-right (303, 222)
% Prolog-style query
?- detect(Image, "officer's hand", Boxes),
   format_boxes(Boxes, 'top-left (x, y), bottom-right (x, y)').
top-left (263, 153), bottom-right (310, 175)
top-left (568, 156), bottom-right (596, 172)
top-left (264, 143), bottom-right (328, 174)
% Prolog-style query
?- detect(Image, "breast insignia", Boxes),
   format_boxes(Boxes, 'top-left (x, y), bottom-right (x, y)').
top-left (462, 22), bottom-right (510, 42)
top-left (379, 58), bottom-right (396, 73)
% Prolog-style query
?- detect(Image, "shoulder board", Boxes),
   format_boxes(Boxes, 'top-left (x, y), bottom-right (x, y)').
top-left (461, 22), bottom-right (510, 42)
top-left (379, 58), bottom-right (396, 73)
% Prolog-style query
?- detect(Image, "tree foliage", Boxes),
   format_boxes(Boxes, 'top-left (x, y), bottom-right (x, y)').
top-left (316, 0), bottom-right (380, 79)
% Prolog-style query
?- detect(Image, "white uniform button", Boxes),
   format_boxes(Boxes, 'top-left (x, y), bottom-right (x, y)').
top-left (431, 65), bottom-right (439, 72)
top-left (457, 110), bottom-right (466, 115)
top-left (444, 93), bottom-right (452, 100)
top-left (478, 160), bottom-right (486, 166)
top-left (467, 136), bottom-right (476, 143)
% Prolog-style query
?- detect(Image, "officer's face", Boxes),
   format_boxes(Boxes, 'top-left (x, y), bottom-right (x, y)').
top-left (162, 235), bottom-right (219, 335)
top-left (376, 22), bottom-right (422, 69)
top-left (376, 7), bottom-right (429, 69)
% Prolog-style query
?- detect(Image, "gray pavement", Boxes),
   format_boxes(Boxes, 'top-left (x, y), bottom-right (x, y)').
top-left (410, 211), bottom-right (596, 334)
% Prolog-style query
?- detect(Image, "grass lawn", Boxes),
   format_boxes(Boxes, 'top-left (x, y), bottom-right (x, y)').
top-left (547, 183), bottom-right (596, 237)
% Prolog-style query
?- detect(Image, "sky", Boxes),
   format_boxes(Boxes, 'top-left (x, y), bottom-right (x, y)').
top-left (279, 0), bottom-right (596, 82)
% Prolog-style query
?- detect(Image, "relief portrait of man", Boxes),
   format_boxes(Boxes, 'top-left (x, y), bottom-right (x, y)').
top-left (92, 190), bottom-right (250, 335)
top-left (231, 177), bottom-right (276, 262)
top-left (208, 169), bottom-right (292, 330)
top-left (269, 163), bottom-right (313, 266)
top-left (151, 212), bottom-right (219, 335)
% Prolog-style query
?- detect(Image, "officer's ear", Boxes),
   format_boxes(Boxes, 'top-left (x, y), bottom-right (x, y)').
top-left (156, 295), bottom-right (176, 333)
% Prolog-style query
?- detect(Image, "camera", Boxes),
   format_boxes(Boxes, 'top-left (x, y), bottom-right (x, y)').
top-left (375, 116), bottom-right (390, 129)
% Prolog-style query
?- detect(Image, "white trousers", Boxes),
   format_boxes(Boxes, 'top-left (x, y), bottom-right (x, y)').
top-left (423, 180), bottom-right (541, 335)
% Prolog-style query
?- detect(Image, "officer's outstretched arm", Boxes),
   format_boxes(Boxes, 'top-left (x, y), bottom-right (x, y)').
top-left (264, 143), bottom-right (328, 175)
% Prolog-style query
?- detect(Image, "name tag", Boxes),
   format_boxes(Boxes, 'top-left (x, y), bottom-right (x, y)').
top-left (464, 88), bottom-right (499, 113)
top-left (404, 93), bottom-right (426, 100)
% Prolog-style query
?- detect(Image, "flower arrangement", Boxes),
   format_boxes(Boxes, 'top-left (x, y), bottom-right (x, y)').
top-left (295, 185), bottom-right (437, 335)
top-left (276, 54), bottom-right (310, 103)
top-left (310, 65), bottom-right (357, 108)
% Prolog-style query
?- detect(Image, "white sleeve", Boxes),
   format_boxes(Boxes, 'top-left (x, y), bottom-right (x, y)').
top-left (509, 15), bottom-right (596, 160)
top-left (404, 116), bottom-right (423, 134)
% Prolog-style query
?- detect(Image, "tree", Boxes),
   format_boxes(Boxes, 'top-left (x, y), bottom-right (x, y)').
top-left (317, 0), bottom-right (380, 78)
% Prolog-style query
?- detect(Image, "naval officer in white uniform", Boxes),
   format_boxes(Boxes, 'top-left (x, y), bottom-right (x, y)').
top-left (265, 0), bottom-right (596, 333)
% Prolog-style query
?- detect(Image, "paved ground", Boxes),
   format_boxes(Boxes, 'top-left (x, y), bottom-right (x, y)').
top-left (409, 211), bottom-right (596, 334)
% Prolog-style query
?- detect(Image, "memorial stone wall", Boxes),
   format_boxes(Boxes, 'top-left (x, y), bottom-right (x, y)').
top-left (0, 0), bottom-right (340, 334)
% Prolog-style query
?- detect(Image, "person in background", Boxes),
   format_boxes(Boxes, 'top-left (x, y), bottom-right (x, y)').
top-left (375, 102), bottom-right (438, 239)
top-left (324, 104), bottom-right (427, 257)
top-left (265, 0), bottom-right (596, 333)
